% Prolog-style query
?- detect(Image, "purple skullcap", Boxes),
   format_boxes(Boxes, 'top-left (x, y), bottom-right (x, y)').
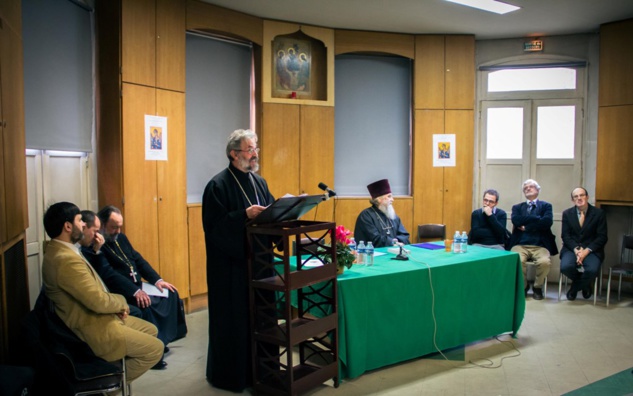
top-left (367, 179), bottom-right (391, 199)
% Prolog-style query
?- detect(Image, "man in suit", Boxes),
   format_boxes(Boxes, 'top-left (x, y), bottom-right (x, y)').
top-left (469, 188), bottom-right (509, 250)
top-left (560, 187), bottom-right (608, 300)
top-left (41, 202), bottom-right (163, 383)
top-left (82, 205), bottom-right (186, 370)
top-left (508, 179), bottom-right (559, 300)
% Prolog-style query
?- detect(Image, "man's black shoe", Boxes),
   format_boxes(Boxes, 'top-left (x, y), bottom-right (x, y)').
top-left (582, 286), bottom-right (592, 299)
top-left (151, 360), bottom-right (168, 370)
top-left (566, 288), bottom-right (577, 301)
top-left (533, 287), bottom-right (544, 300)
top-left (164, 346), bottom-right (170, 354)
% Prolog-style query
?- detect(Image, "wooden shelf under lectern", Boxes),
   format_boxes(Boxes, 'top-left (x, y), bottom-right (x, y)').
top-left (247, 217), bottom-right (339, 395)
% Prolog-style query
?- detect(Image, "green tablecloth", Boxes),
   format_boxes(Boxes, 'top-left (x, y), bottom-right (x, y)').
top-left (331, 243), bottom-right (525, 379)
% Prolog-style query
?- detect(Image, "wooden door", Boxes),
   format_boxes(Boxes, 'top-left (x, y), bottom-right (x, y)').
top-left (443, 110), bottom-right (474, 234)
top-left (121, 83), bottom-right (159, 267)
top-left (0, 20), bottom-right (27, 242)
top-left (156, 0), bottom-right (185, 92)
top-left (122, 0), bottom-right (156, 86)
top-left (413, 109), bottom-right (444, 227)
top-left (156, 89), bottom-right (189, 292)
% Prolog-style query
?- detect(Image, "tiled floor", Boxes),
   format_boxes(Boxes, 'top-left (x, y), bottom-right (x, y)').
top-left (132, 289), bottom-right (633, 395)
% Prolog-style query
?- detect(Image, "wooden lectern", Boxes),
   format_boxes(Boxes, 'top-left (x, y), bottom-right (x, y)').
top-left (246, 194), bottom-right (339, 395)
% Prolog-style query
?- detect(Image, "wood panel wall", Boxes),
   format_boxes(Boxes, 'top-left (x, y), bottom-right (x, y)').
top-left (597, 18), bottom-right (633, 204)
top-left (159, 1), bottom-right (474, 310)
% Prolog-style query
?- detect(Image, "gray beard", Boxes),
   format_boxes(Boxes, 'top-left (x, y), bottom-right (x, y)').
top-left (104, 232), bottom-right (118, 243)
top-left (238, 157), bottom-right (259, 172)
top-left (379, 204), bottom-right (397, 220)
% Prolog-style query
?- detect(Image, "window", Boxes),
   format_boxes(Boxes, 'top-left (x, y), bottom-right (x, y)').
top-left (185, 33), bottom-right (253, 203)
top-left (488, 67), bottom-right (577, 92)
top-left (22, 0), bottom-right (93, 152)
top-left (334, 54), bottom-right (411, 196)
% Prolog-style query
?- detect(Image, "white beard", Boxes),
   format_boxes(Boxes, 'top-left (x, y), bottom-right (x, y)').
top-left (379, 203), bottom-right (397, 220)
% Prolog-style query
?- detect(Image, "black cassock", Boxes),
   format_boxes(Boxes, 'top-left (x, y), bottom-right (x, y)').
top-left (202, 163), bottom-right (276, 392)
top-left (354, 206), bottom-right (410, 248)
top-left (82, 233), bottom-right (187, 346)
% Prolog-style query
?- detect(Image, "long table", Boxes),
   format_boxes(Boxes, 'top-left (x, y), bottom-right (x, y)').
top-left (303, 243), bottom-right (525, 379)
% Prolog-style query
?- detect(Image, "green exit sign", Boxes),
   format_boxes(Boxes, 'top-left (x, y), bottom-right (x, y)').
top-left (524, 40), bottom-right (543, 52)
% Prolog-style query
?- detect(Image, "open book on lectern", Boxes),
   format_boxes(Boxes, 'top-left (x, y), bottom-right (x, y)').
top-left (248, 194), bottom-right (327, 225)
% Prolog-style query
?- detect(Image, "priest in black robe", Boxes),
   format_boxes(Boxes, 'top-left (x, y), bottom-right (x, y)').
top-left (202, 129), bottom-right (277, 392)
top-left (354, 178), bottom-right (410, 248)
top-left (81, 206), bottom-right (187, 370)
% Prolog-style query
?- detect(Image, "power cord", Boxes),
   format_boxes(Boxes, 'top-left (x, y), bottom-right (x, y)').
top-left (408, 256), bottom-right (522, 369)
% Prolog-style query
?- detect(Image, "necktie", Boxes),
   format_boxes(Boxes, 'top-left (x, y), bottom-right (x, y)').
top-left (528, 202), bottom-right (535, 213)
top-left (579, 210), bottom-right (585, 227)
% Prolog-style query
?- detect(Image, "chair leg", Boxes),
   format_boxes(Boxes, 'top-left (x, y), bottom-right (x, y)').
top-left (598, 268), bottom-right (603, 297)
top-left (618, 274), bottom-right (623, 302)
top-left (558, 273), bottom-right (564, 301)
top-left (607, 268), bottom-right (612, 307)
top-left (544, 277), bottom-right (548, 298)
top-left (121, 358), bottom-right (128, 396)
top-left (593, 276), bottom-right (598, 306)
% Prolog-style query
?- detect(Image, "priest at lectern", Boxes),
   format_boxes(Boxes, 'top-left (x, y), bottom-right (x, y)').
top-left (202, 129), bottom-right (276, 393)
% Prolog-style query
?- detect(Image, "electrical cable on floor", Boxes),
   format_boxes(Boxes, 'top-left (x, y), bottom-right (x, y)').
top-left (409, 256), bottom-right (522, 369)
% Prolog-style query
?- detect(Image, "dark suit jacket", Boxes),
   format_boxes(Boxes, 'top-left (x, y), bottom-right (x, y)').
top-left (560, 204), bottom-right (608, 261)
top-left (508, 199), bottom-right (559, 256)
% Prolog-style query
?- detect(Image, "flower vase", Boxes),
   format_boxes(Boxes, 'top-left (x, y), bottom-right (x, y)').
top-left (336, 265), bottom-right (345, 275)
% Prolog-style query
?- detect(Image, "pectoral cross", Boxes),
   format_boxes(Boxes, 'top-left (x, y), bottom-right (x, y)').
top-left (130, 270), bottom-right (138, 283)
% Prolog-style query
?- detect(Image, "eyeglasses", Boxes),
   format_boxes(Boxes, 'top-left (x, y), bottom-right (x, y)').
top-left (483, 199), bottom-right (497, 204)
top-left (235, 148), bottom-right (260, 155)
top-left (572, 193), bottom-right (587, 200)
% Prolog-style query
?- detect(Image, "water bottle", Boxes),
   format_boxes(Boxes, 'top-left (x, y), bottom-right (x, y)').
top-left (460, 231), bottom-right (468, 253)
top-left (453, 231), bottom-right (461, 253)
top-left (348, 238), bottom-right (357, 262)
top-left (366, 242), bottom-right (374, 266)
top-left (357, 241), bottom-right (366, 265)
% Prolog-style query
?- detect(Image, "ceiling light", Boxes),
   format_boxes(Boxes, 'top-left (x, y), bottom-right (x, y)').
top-left (445, 0), bottom-right (521, 15)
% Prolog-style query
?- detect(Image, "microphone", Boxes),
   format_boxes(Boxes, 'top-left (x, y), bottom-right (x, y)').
top-left (318, 182), bottom-right (337, 197)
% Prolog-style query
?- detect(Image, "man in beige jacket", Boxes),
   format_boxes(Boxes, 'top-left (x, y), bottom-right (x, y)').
top-left (42, 202), bottom-right (163, 383)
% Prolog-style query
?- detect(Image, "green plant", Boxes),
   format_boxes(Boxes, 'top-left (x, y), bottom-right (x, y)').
top-left (324, 225), bottom-right (355, 270)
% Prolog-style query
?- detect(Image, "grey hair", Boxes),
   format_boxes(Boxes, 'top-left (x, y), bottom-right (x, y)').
top-left (522, 179), bottom-right (541, 191)
top-left (225, 129), bottom-right (257, 161)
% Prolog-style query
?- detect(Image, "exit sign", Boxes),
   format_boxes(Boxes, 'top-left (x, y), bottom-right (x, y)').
top-left (524, 40), bottom-right (543, 52)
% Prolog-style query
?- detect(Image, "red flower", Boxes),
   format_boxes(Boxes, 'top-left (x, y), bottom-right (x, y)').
top-left (335, 225), bottom-right (352, 246)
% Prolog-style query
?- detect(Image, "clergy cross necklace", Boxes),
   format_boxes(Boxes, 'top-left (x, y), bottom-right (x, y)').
top-left (104, 240), bottom-right (138, 283)
top-left (228, 167), bottom-right (260, 206)
top-left (371, 207), bottom-right (393, 236)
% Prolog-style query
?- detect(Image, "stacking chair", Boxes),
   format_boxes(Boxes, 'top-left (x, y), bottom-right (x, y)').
top-left (606, 234), bottom-right (633, 307)
top-left (558, 263), bottom-right (602, 305)
top-left (417, 224), bottom-right (446, 242)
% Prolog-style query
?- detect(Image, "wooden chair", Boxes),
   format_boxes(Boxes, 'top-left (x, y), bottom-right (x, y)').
top-left (417, 224), bottom-right (446, 242)
top-left (606, 234), bottom-right (633, 307)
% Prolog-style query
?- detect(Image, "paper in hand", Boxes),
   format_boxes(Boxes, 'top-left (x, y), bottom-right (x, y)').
top-left (142, 282), bottom-right (169, 298)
